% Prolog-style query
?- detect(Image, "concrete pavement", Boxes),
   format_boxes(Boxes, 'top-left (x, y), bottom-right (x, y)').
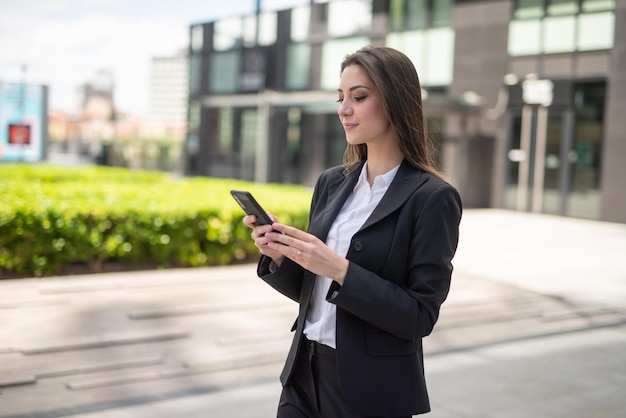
top-left (0, 209), bottom-right (625, 417)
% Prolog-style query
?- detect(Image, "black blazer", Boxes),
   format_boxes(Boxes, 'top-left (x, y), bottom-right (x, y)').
top-left (257, 159), bottom-right (462, 416)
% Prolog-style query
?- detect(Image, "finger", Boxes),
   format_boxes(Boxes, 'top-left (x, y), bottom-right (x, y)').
top-left (267, 241), bottom-right (302, 260)
top-left (266, 212), bottom-right (279, 223)
top-left (243, 215), bottom-right (257, 228)
top-left (266, 230), bottom-right (304, 249)
top-left (271, 223), bottom-right (309, 240)
top-left (252, 224), bottom-right (273, 240)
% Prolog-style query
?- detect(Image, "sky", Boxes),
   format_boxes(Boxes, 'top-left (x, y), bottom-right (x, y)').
top-left (0, 0), bottom-right (309, 116)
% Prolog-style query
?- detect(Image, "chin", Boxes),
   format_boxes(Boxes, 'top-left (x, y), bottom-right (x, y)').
top-left (345, 136), bottom-right (364, 146)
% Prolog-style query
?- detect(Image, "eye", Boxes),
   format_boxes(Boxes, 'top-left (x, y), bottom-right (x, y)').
top-left (336, 98), bottom-right (344, 103)
top-left (352, 95), bottom-right (366, 102)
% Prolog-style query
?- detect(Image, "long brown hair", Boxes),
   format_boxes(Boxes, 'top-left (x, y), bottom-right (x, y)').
top-left (340, 46), bottom-right (442, 178)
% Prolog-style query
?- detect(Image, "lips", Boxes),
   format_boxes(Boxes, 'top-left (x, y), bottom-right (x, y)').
top-left (343, 123), bottom-right (357, 130)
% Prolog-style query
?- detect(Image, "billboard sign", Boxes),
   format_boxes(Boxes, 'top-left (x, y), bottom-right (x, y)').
top-left (0, 82), bottom-right (47, 162)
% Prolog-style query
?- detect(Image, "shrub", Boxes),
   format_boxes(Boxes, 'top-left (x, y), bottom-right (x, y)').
top-left (0, 163), bottom-right (312, 277)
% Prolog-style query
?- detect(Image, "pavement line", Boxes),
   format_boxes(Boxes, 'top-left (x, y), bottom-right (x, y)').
top-left (128, 300), bottom-right (289, 319)
top-left (36, 356), bottom-right (165, 379)
top-left (19, 329), bottom-right (190, 354)
top-left (426, 317), bottom-right (626, 357)
top-left (67, 350), bottom-right (286, 390)
top-left (0, 297), bottom-right (70, 309)
top-left (0, 373), bottom-right (36, 388)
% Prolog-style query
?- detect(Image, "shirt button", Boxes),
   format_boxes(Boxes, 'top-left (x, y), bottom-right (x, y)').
top-left (353, 241), bottom-right (363, 251)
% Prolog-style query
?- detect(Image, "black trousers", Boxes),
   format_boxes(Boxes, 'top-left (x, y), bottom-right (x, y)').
top-left (277, 338), bottom-right (411, 418)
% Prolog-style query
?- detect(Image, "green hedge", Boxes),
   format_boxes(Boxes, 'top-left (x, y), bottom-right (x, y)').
top-left (0, 163), bottom-right (313, 278)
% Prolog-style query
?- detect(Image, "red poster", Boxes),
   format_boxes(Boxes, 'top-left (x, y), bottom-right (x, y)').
top-left (8, 123), bottom-right (31, 145)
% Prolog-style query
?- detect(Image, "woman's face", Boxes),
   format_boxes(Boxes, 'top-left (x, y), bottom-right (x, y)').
top-left (337, 65), bottom-right (393, 147)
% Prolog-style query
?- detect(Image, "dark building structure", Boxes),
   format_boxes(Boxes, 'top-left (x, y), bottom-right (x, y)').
top-left (185, 0), bottom-right (625, 223)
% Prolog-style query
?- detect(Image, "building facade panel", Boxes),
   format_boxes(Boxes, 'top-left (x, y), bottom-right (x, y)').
top-left (600, 0), bottom-right (626, 222)
top-left (185, 0), bottom-right (625, 223)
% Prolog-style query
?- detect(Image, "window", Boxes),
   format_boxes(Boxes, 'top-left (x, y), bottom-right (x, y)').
top-left (508, 0), bottom-right (616, 56)
top-left (578, 12), bottom-right (615, 50)
top-left (291, 5), bottom-right (310, 42)
top-left (225, 11), bottom-right (276, 48)
top-left (189, 55), bottom-right (202, 94)
top-left (543, 16), bottom-right (576, 53)
top-left (431, 0), bottom-right (453, 27)
top-left (258, 12), bottom-right (277, 46)
top-left (218, 107), bottom-right (234, 155)
top-left (405, 0), bottom-right (427, 30)
top-left (390, 0), bottom-right (451, 30)
top-left (320, 37), bottom-right (370, 91)
top-left (508, 20), bottom-right (542, 56)
top-left (386, 28), bottom-right (455, 87)
top-left (386, 0), bottom-right (453, 86)
top-left (190, 25), bottom-right (204, 52)
top-left (327, 0), bottom-right (372, 37)
top-left (547, 0), bottom-right (577, 16)
top-left (214, 18), bottom-right (242, 51)
top-left (582, 0), bottom-right (615, 12)
top-left (286, 44), bottom-right (311, 90)
top-left (241, 110), bottom-right (258, 159)
top-left (514, 0), bottom-right (543, 19)
top-left (425, 28), bottom-right (454, 86)
top-left (209, 51), bottom-right (240, 93)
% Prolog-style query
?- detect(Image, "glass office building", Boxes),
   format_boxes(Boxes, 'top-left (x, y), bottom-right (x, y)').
top-left (185, 0), bottom-right (625, 223)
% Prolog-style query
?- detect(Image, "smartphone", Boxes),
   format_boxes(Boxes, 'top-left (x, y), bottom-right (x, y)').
top-left (230, 190), bottom-right (273, 226)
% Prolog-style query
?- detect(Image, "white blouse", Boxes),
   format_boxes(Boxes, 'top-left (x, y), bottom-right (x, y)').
top-left (303, 162), bottom-right (400, 348)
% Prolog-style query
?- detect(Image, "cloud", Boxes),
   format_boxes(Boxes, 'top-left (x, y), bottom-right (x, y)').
top-left (0, 6), bottom-right (188, 115)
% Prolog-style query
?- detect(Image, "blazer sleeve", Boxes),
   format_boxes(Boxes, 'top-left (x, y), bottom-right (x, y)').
top-left (257, 255), bottom-right (304, 302)
top-left (328, 182), bottom-right (462, 341)
top-left (256, 167), bottom-right (331, 302)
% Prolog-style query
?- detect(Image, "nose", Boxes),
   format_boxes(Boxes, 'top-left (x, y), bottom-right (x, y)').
top-left (337, 100), bottom-right (352, 117)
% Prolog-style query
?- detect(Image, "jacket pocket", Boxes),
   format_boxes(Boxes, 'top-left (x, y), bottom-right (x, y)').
top-left (365, 330), bottom-right (417, 357)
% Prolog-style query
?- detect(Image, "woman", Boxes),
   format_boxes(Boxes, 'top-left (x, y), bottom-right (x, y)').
top-left (244, 46), bottom-right (462, 417)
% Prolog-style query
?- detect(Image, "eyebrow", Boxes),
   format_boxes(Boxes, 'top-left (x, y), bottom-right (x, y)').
top-left (337, 84), bottom-right (371, 93)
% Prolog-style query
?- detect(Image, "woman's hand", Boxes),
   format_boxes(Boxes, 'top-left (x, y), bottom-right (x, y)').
top-left (243, 214), bottom-right (285, 267)
top-left (265, 223), bottom-right (349, 285)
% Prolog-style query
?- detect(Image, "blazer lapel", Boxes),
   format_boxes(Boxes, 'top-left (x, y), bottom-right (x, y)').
top-left (299, 163), bottom-right (362, 315)
top-left (359, 159), bottom-right (429, 231)
top-left (316, 161), bottom-right (364, 241)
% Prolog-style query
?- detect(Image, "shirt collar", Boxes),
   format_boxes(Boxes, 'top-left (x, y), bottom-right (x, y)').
top-left (356, 161), bottom-right (401, 189)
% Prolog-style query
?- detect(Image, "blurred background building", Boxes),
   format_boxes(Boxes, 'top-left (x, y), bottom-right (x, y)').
top-left (144, 49), bottom-right (189, 142)
top-left (43, 55), bottom-right (188, 171)
top-left (184, 0), bottom-right (625, 223)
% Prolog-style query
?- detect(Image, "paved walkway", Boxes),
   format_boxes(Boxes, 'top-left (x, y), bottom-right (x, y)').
top-left (0, 209), bottom-right (625, 417)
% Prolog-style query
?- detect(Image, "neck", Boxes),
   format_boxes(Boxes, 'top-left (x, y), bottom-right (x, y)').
top-left (365, 145), bottom-right (403, 185)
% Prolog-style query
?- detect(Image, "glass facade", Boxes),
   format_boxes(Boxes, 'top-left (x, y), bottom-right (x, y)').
top-left (514, 0), bottom-right (543, 19)
top-left (578, 12), bottom-right (615, 51)
top-left (217, 107), bottom-right (234, 156)
top-left (286, 43), bottom-right (311, 90)
top-left (390, 0), bottom-right (452, 30)
top-left (320, 37), bottom-right (370, 91)
top-left (327, 0), bottom-right (372, 37)
top-left (504, 81), bottom-right (606, 219)
top-left (543, 16), bottom-right (576, 53)
top-left (209, 51), bottom-right (240, 93)
top-left (185, 0), bottom-right (623, 222)
top-left (386, 28), bottom-right (454, 86)
top-left (508, 0), bottom-right (616, 56)
top-left (568, 82), bottom-right (605, 219)
top-left (214, 18), bottom-right (242, 51)
top-left (291, 5), bottom-right (310, 42)
top-left (386, 0), bottom-right (454, 87)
